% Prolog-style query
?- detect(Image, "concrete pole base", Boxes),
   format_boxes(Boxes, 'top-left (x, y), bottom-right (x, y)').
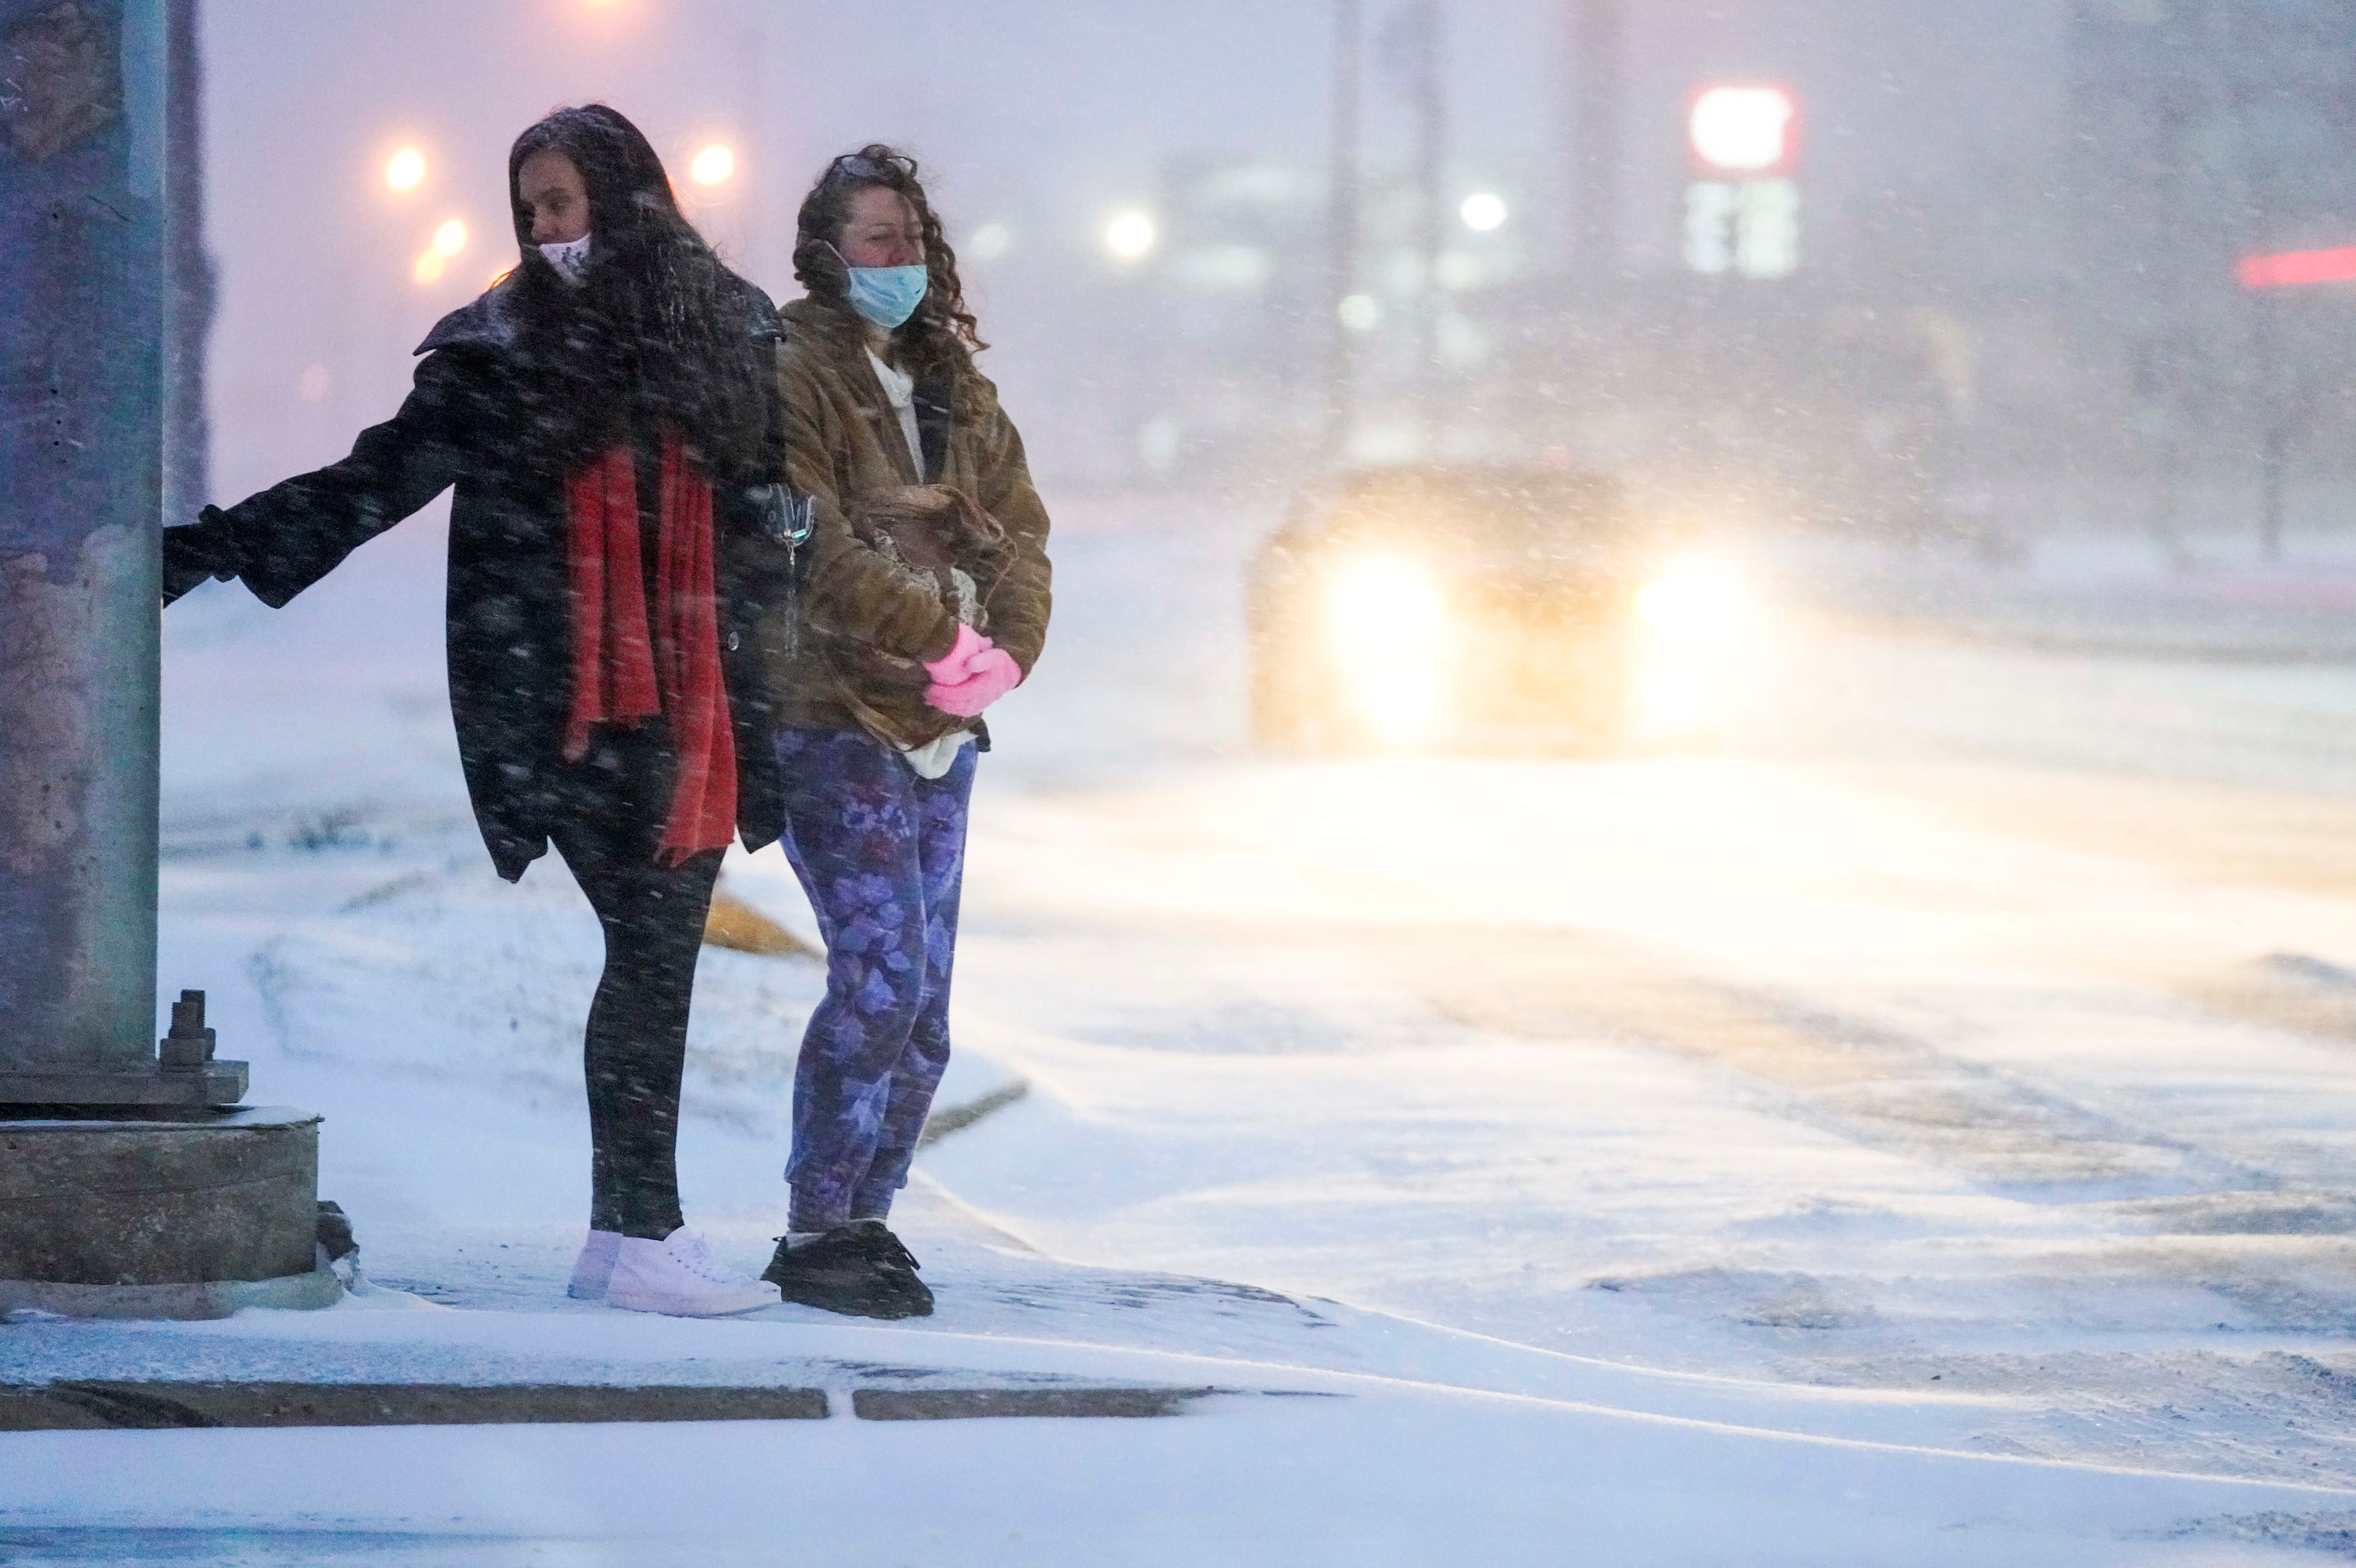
top-left (0, 1107), bottom-right (338, 1320)
top-left (0, 1269), bottom-right (342, 1322)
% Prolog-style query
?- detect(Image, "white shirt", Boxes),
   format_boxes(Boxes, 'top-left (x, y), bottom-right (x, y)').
top-left (899, 729), bottom-right (974, 779)
top-left (866, 350), bottom-right (925, 479)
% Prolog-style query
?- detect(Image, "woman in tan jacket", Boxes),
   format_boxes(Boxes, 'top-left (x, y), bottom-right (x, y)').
top-left (754, 146), bottom-right (1051, 1318)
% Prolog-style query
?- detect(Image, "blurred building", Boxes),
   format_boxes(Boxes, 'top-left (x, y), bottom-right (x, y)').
top-left (1089, 150), bottom-right (1538, 490)
top-left (190, 3), bottom-right (2356, 539)
top-left (1076, 0), bottom-right (2099, 534)
top-left (2064, 0), bottom-right (2356, 544)
top-left (1129, 0), bottom-right (2356, 552)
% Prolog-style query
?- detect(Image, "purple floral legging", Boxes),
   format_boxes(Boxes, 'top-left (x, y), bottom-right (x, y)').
top-left (772, 726), bottom-right (975, 1230)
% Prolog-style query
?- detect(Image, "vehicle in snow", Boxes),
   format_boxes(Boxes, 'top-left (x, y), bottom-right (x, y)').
top-left (1246, 464), bottom-right (1749, 753)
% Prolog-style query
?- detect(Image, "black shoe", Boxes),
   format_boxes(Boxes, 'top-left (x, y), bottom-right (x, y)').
top-left (854, 1220), bottom-right (922, 1275)
top-left (762, 1221), bottom-right (933, 1319)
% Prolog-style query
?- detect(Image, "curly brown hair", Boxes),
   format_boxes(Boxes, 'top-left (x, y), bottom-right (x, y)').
top-left (792, 144), bottom-right (986, 372)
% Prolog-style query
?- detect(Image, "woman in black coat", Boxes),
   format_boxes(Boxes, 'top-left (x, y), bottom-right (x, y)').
top-left (164, 104), bottom-right (793, 1318)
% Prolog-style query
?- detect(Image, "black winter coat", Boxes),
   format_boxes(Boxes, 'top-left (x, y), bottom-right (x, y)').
top-left (162, 276), bottom-right (793, 881)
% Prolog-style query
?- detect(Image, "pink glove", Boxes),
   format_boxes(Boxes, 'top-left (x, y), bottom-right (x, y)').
top-left (925, 647), bottom-right (1021, 717)
top-left (924, 624), bottom-right (992, 685)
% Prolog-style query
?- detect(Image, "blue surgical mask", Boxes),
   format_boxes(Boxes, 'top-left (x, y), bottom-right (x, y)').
top-left (841, 260), bottom-right (929, 329)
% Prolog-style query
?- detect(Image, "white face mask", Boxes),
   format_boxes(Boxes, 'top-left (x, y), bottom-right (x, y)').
top-left (538, 233), bottom-right (591, 285)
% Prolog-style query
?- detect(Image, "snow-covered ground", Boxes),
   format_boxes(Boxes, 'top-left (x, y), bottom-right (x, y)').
top-left (10, 495), bottom-right (2356, 1561)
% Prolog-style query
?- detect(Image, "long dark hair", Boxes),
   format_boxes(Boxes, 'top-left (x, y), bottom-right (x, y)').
top-left (791, 144), bottom-right (985, 373)
top-left (504, 105), bottom-right (768, 480)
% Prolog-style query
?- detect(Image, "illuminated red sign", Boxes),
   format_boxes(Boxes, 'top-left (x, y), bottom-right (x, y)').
top-left (1688, 83), bottom-right (1801, 177)
top-left (2238, 246), bottom-right (2356, 291)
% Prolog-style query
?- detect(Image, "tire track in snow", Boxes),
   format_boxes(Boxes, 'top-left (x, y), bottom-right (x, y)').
top-left (1401, 925), bottom-right (2247, 1199)
top-left (2183, 953), bottom-right (2356, 1054)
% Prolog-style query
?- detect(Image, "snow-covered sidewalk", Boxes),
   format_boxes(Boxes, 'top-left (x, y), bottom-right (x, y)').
top-left (9, 1168), bottom-right (2352, 1565)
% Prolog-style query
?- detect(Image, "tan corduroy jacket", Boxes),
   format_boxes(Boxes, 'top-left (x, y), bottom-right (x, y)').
top-left (757, 297), bottom-right (1052, 747)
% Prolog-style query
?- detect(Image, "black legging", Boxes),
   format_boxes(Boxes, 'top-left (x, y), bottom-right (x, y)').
top-left (545, 731), bottom-right (722, 1241)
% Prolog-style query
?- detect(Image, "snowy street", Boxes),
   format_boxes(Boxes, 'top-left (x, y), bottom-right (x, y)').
top-left (889, 503), bottom-right (2356, 1497)
top-left (8, 496), bottom-right (2356, 1560)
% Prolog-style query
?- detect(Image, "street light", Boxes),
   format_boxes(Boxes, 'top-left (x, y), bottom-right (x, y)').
top-left (689, 143), bottom-right (736, 187)
top-left (384, 147), bottom-right (425, 193)
top-left (1106, 210), bottom-right (1156, 260)
top-left (412, 220), bottom-right (466, 286)
top-left (1459, 192), bottom-right (1507, 232)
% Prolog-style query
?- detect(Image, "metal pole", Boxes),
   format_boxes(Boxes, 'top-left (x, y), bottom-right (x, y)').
top-left (1408, 0), bottom-right (1445, 453)
top-left (1570, 0), bottom-right (1626, 276)
top-left (2225, 1), bottom-right (2287, 563)
top-left (1322, 0), bottom-right (1362, 463)
top-left (162, 0), bottom-right (210, 525)
top-left (2257, 289), bottom-right (2286, 560)
top-left (0, 0), bottom-right (315, 1318)
top-left (2146, 3), bottom-right (2196, 554)
top-left (0, 0), bottom-right (239, 1105)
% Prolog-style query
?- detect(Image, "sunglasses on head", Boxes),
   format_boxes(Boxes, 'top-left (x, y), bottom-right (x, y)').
top-left (827, 153), bottom-right (901, 183)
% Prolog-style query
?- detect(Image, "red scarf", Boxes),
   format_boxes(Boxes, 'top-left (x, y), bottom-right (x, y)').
top-left (561, 431), bottom-right (737, 866)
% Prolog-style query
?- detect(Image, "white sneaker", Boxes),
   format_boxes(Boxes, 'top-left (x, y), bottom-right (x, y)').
top-left (605, 1227), bottom-right (779, 1318)
top-left (567, 1229), bottom-right (621, 1300)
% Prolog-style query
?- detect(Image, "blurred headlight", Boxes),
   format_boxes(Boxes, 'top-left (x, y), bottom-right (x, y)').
top-left (1634, 558), bottom-right (1747, 647)
top-left (1633, 556), bottom-right (1753, 741)
top-left (1325, 557), bottom-right (1447, 744)
top-left (1637, 664), bottom-right (1712, 737)
top-left (1326, 557), bottom-right (1444, 661)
